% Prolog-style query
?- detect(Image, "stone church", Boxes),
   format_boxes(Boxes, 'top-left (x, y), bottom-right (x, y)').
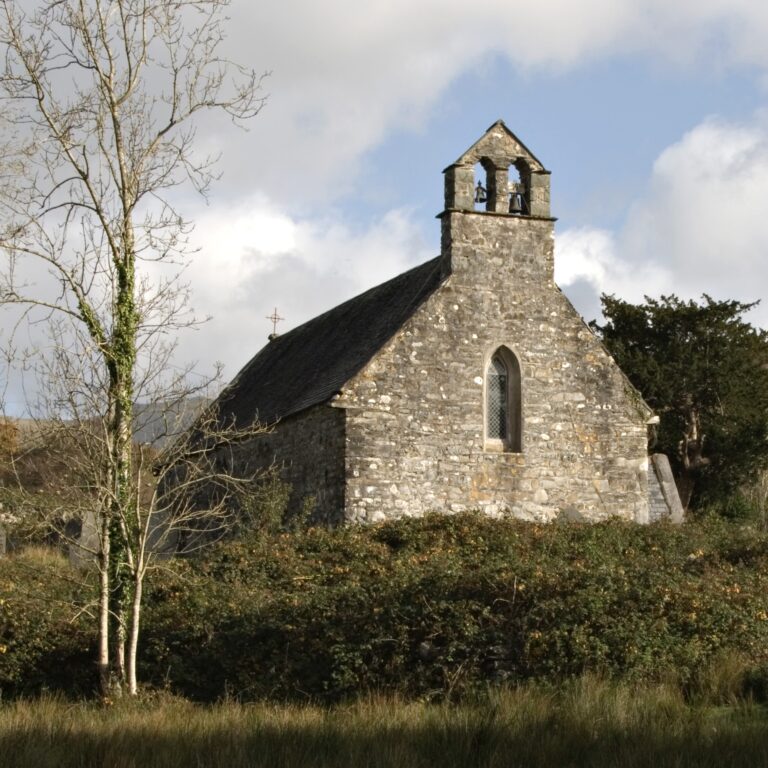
top-left (216, 121), bottom-right (682, 525)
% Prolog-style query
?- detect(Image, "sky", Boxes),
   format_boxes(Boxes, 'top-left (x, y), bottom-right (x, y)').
top-left (5, 0), bottom-right (768, 412)
top-left (174, 0), bottom-right (768, 382)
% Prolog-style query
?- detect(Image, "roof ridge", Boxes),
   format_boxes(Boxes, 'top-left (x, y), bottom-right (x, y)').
top-left (270, 255), bottom-right (441, 346)
top-left (216, 255), bottom-right (445, 426)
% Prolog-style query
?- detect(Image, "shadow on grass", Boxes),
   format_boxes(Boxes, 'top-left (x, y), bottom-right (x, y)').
top-left (1, 697), bottom-right (767, 768)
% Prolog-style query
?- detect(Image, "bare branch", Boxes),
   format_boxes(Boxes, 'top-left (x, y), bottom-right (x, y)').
top-left (0, 0), bottom-right (268, 697)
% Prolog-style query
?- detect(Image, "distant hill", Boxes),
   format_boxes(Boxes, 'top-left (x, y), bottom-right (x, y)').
top-left (133, 397), bottom-right (210, 447)
top-left (2, 397), bottom-right (210, 450)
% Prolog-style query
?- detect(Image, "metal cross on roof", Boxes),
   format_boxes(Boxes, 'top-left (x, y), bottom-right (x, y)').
top-left (266, 307), bottom-right (284, 337)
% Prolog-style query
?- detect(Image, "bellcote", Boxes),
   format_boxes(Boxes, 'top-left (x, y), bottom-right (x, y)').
top-left (443, 120), bottom-right (552, 219)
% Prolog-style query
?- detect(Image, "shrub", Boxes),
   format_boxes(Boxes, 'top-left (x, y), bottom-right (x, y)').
top-left (0, 547), bottom-right (95, 697)
top-left (6, 512), bottom-right (768, 702)
top-left (140, 514), bottom-right (768, 703)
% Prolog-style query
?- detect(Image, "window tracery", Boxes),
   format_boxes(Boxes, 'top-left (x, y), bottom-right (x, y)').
top-left (485, 347), bottom-right (521, 452)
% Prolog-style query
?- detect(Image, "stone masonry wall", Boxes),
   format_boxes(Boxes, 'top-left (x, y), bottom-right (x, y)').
top-left (234, 404), bottom-right (346, 525)
top-left (336, 210), bottom-right (651, 523)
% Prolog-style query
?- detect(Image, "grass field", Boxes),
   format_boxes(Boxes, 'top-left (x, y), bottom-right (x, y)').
top-left (1, 678), bottom-right (767, 768)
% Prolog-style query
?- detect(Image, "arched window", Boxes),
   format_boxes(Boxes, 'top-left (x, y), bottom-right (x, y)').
top-left (487, 355), bottom-right (508, 441)
top-left (485, 347), bottom-right (522, 452)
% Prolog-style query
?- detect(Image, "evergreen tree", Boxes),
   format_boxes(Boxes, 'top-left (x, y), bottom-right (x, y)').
top-left (593, 295), bottom-right (768, 512)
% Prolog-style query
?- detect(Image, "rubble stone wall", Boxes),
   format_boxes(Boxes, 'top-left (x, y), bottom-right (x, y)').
top-left (234, 404), bottom-right (346, 525)
top-left (336, 210), bottom-right (651, 523)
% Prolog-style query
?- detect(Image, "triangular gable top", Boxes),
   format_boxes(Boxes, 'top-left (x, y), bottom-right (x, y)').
top-left (553, 285), bottom-right (655, 421)
top-left (443, 120), bottom-right (548, 173)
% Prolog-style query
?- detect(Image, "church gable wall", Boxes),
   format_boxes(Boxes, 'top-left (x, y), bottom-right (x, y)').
top-left (337, 212), bottom-right (650, 524)
top-left (232, 404), bottom-right (346, 525)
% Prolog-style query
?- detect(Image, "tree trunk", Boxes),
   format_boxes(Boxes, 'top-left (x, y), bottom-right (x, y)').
top-left (97, 511), bottom-right (111, 698)
top-left (676, 470), bottom-right (696, 513)
top-left (677, 405), bottom-right (710, 512)
top-left (107, 212), bottom-right (138, 693)
top-left (107, 423), bottom-right (132, 694)
top-left (127, 571), bottom-right (143, 696)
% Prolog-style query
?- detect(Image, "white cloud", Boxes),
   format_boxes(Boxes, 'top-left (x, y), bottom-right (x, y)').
top-left (622, 115), bottom-right (768, 308)
top-left (555, 226), bottom-right (672, 323)
top-left (206, 0), bottom-right (768, 205)
top-left (165, 109), bottom-right (768, 386)
top-left (171, 197), bottom-right (434, 379)
top-left (556, 228), bottom-right (615, 291)
top-left (556, 114), bottom-right (768, 330)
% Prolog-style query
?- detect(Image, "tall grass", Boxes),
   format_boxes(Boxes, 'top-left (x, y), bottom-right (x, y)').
top-left (1, 678), bottom-right (766, 768)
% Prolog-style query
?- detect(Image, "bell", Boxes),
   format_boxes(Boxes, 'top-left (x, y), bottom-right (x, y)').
top-left (509, 192), bottom-right (526, 215)
top-left (474, 181), bottom-right (487, 204)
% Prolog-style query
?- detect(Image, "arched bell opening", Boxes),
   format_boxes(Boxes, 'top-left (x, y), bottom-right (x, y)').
top-left (509, 160), bottom-right (531, 216)
top-left (473, 161), bottom-right (488, 211)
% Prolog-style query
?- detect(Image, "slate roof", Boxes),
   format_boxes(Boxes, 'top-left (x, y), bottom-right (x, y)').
top-left (217, 256), bottom-right (445, 427)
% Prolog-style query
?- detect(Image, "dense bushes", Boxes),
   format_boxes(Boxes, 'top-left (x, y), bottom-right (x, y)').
top-left (0, 548), bottom-right (95, 697)
top-left (4, 514), bottom-right (768, 701)
top-left (140, 514), bottom-right (768, 702)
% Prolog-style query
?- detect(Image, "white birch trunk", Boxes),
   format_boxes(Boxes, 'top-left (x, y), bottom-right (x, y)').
top-left (98, 512), bottom-right (111, 697)
top-left (127, 572), bottom-right (143, 697)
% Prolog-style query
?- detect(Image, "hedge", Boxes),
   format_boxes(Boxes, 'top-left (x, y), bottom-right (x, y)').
top-left (3, 514), bottom-right (768, 701)
top-left (141, 514), bottom-right (768, 701)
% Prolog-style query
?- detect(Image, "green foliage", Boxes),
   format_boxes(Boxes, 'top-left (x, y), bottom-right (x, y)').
top-left (700, 493), bottom-right (761, 523)
top-left (240, 473), bottom-right (291, 535)
top-left (593, 294), bottom-right (768, 510)
top-left (139, 514), bottom-right (768, 702)
top-left (238, 475), bottom-right (317, 534)
top-left (0, 548), bottom-right (96, 697)
top-left (6, 514), bottom-right (768, 704)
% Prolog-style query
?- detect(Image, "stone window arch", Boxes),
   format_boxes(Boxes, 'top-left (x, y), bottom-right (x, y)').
top-left (485, 346), bottom-right (522, 452)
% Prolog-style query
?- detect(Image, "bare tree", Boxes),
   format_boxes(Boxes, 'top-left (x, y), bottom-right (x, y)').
top-left (0, 0), bottom-right (267, 696)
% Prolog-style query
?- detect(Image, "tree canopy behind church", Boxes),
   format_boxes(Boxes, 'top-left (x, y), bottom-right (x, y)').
top-left (592, 294), bottom-right (768, 512)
